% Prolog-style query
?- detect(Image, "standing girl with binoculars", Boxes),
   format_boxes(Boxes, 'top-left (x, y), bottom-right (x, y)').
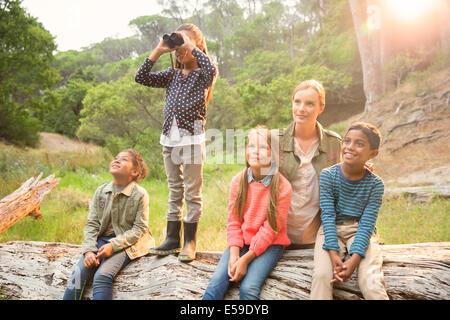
top-left (135, 23), bottom-right (217, 262)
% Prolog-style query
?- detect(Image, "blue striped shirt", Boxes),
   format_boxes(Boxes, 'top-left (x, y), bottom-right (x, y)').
top-left (319, 164), bottom-right (384, 257)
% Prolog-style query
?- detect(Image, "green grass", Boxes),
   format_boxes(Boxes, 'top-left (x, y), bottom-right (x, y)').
top-left (377, 194), bottom-right (450, 245)
top-left (1, 142), bottom-right (448, 250)
top-left (0, 146), bottom-right (242, 251)
top-left (0, 287), bottom-right (8, 300)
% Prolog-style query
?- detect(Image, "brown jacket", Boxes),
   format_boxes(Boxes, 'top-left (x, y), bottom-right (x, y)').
top-left (275, 121), bottom-right (342, 244)
top-left (81, 181), bottom-right (154, 260)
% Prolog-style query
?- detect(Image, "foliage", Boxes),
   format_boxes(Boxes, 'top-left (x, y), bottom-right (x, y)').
top-left (0, 0), bottom-right (60, 146)
top-left (77, 70), bottom-right (167, 178)
top-left (3, 0), bottom-right (446, 156)
top-left (129, 14), bottom-right (179, 51)
top-left (206, 78), bottom-right (245, 131)
top-left (42, 68), bottom-right (96, 137)
top-left (406, 47), bottom-right (450, 86)
top-left (233, 49), bottom-right (297, 85)
top-left (53, 50), bottom-right (97, 83)
top-left (237, 64), bottom-right (352, 129)
top-left (384, 52), bottom-right (422, 89)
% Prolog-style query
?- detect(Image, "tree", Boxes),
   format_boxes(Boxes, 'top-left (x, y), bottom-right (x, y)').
top-left (77, 70), bottom-right (167, 178)
top-left (85, 36), bottom-right (147, 65)
top-left (0, 0), bottom-right (60, 146)
top-left (237, 64), bottom-right (352, 129)
top-left (349, 0), bottom-right (383, 114)
top-left (384, 52), bottom-right (421, 89)
top-left (42, 68), bottom-right (96, 137)
top-left (53, 50), bottom-right (97, 84)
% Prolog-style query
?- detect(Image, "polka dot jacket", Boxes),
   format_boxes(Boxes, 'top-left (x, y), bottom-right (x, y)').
top-left (135, 48), bottom-right (217, 137)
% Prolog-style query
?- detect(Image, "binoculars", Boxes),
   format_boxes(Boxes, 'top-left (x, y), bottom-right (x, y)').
top-left (163, 33), bottom-right (184, 49)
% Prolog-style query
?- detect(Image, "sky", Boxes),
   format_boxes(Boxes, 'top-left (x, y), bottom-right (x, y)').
top-left (22, 0), bottom-right (165, 52)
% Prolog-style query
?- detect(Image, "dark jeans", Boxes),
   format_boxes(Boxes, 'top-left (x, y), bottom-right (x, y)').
top-left (62, 235), bottom-right (131, 300)
top-left (202, 244), bottom-right (283, 300)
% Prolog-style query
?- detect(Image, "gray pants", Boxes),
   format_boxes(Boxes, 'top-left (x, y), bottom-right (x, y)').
top-left (162, 143), bottom-right (205, 223)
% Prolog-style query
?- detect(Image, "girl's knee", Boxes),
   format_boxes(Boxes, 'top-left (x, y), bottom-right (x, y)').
top-left (93, 269), bottom-right (114, 285)
top-left (239, 282), bottom-right (261, 300)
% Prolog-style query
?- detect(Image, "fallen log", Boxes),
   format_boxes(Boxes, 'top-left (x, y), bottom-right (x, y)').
top-left (0, 241), bottom-right (448, 300)
top-left (0, 173), bottom-right (60, 234)
top-left (386, 186), bottom-right (450, 202)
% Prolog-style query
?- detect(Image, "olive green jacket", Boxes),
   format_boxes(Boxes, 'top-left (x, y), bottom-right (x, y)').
top-left (274, 121), bottom-right (342, 244)
top-left (276, 121), bottom-right (342, 182)
top-left (81, 181), bottom-right (154, 260)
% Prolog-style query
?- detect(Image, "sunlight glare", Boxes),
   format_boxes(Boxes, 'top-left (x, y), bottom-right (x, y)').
top-left (387, 0), bottom-right (433, 22)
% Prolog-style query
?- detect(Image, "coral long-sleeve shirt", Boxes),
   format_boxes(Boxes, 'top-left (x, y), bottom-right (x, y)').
top-left (227, 170), bottom-right (292, 256)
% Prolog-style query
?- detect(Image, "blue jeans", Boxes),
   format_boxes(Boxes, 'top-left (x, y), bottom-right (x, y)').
top-left (202, 244), bottom-right (283, 300)
top-left (62, 235), bottom-right (131, 300)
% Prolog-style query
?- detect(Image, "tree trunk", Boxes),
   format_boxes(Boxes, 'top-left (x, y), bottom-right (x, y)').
top-left (0, 241), bottom-right (448, 300)
top-left (349, 0), bottom-right (383, 113)
top-left (440, 0), bottom-right (450, 49)
top-left (0, 173), bottom-right (61, 234)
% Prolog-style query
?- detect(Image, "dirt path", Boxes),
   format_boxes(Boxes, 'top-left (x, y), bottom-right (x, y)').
top-left (39, 132), bottom-right (100, 153)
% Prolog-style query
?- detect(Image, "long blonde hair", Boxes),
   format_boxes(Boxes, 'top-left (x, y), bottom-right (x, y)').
top-left (171, 23), bottom-right (216, 106)
top-left (232, 126), bottom-right (280, 233)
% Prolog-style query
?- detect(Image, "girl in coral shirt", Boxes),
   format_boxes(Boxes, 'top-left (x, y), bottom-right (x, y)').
top-left (203, 126), bottom-right (292, 300)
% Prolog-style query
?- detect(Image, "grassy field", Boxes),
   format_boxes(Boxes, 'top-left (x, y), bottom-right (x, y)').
top-left (0, 142), bottom-right (449, 251)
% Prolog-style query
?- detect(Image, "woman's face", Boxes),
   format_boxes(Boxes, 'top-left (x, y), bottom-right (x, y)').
top-left (246, 132), bottom-right (272, 172)
top-left (292, 87), bottom-right (325, 126)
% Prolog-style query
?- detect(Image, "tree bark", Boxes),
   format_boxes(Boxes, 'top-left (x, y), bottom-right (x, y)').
top-left (386, 186), bottom-right (450, 202)
top-left (349, 0), bottom-right (383, 113)
top-left (0, 241), bottom-right (448, 300)
top-left (0, 173), bottom-right (61, 234)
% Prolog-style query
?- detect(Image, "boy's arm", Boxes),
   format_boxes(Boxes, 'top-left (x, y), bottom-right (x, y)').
top-left (135, 57), bottom-right (173, 88)
top-left (81, 188), bottom-right (102, 255)
top-left (349, 178), bottom-right (384, 258)
top-left (319, 169), bottom-right (340, 252)
top-left (109, 191), bottom-right (150, 252)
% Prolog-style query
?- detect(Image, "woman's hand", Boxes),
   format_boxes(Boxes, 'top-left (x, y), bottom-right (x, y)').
top-left (96, 243), bottom-right (114, 259)
top-left (83, 251), bottom-right (99, 268)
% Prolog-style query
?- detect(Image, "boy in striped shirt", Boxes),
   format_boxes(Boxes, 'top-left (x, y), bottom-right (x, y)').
top-left (311, 122), bottom-right (389, 300)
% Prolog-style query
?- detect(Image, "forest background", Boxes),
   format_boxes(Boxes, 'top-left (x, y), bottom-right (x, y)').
top-left (1, 0), bottom-right (449, 250)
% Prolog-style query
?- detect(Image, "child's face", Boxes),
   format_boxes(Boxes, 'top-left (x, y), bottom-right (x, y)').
top-left (292, 88), bottom-right (324, 126)
top-left (342, 130), bottom-right (378, 166)
top-left (109, 151), bottom-right (137, 181)
top-left (246, 132), bottom-right (272, 171)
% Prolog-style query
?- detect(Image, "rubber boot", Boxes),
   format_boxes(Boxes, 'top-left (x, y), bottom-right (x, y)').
top-left (178, 222), bottom-right (198, 262)
top-left (149, 220), bottom-right (181, 255)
